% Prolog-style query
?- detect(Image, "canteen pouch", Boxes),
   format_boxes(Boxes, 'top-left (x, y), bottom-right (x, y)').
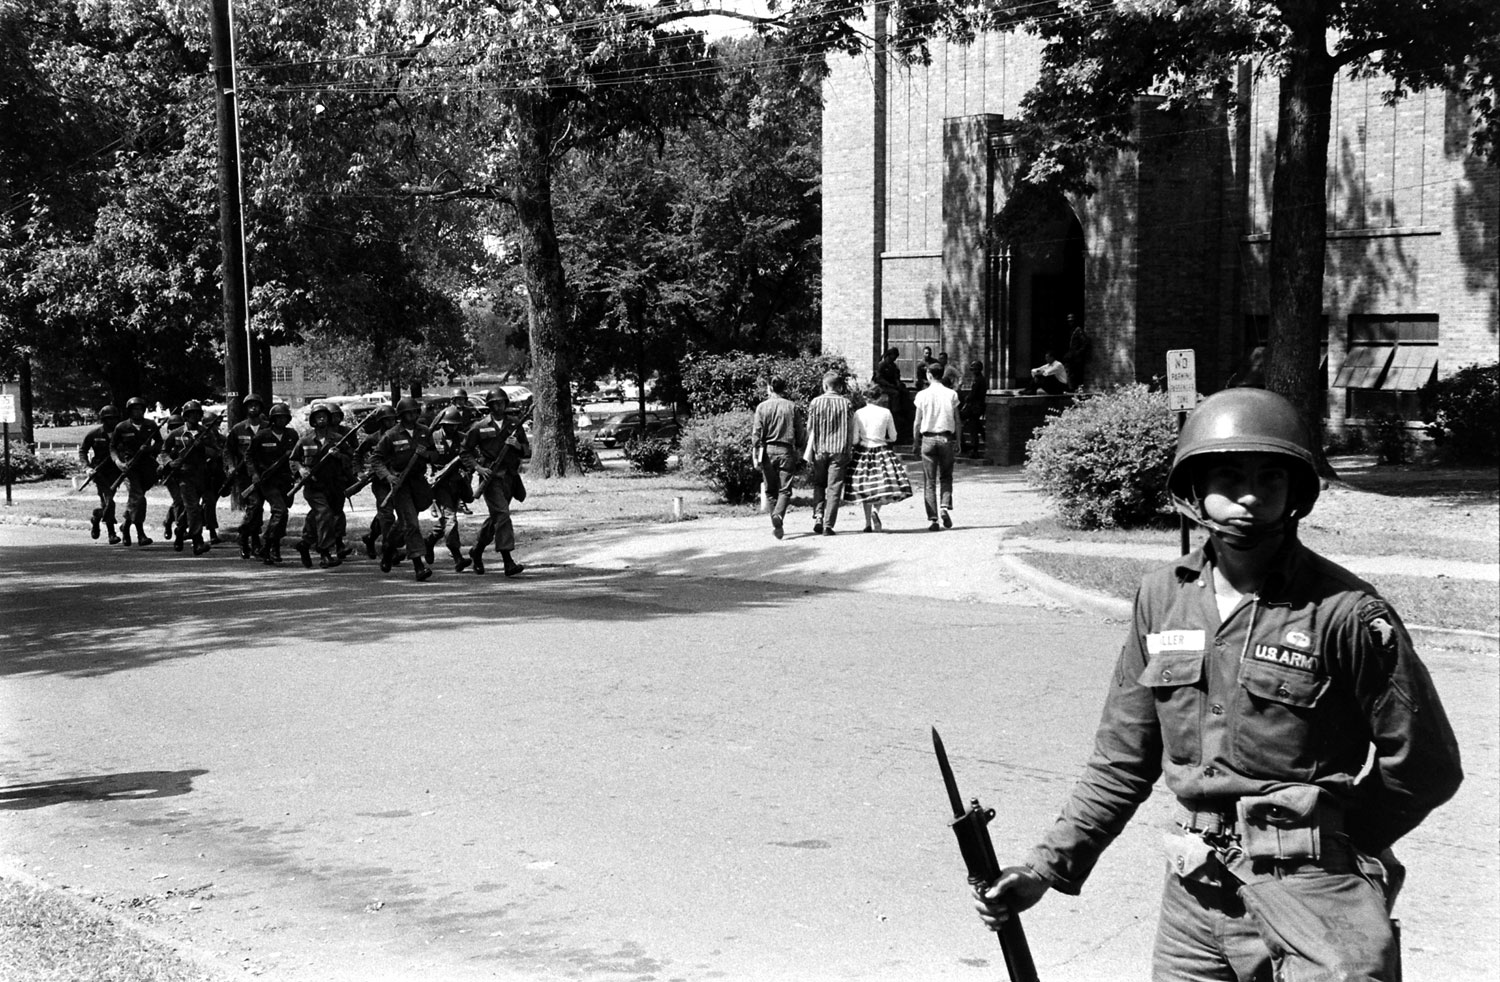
top-left (1236, 784), bottom-right (1326, 863)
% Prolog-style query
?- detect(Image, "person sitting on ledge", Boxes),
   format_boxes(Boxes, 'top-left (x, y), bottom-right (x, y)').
top-left (1024, 351), bottom-right (1069, 395)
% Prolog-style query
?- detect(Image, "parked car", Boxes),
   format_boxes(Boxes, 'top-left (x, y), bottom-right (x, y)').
top-left (593, 410), bottom-right (679, 447)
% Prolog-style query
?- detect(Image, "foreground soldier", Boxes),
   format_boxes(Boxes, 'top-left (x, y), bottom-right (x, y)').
top-left (109, 397), bottom-right (162, 546)
top-left (200, 409), bottom-right (225, 544)
top-left (226, 393), bottom-right (268, 558)
top-left (291, 401), bottom-right (350, 569)
top-left (426, 405), bottom-right (473, 573)
top-left (460, 389), bottom-right (528, 576)
top-left (973, 388), bottom-right (1462, 981)
top-left (79, 405), bottom-right (123, 543)
top-left (354, 404), bottom-right (396, 559)
top-left (247, 401), bottom-right (298, 565)
top-left (159, 400), bottom-right (219, 554)
top-left (371, 397), bottom-right (436, 581)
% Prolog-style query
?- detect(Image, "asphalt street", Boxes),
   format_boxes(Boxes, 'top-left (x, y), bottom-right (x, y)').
top-left (1, 518), bottom-right (1496, 981)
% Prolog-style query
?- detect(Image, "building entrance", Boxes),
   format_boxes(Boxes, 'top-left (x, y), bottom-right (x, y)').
top-left (997, 200), bottom-right (1085, 388)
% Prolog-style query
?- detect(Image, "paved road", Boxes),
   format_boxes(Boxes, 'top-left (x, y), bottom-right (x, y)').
top-left (1, 520), bottom-right (1496, 981)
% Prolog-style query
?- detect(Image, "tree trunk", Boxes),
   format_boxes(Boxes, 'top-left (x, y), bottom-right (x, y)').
top-left (512, 102), bottom-right (577, 477)
top-left (1265, 3), bottom-right (1335, 474)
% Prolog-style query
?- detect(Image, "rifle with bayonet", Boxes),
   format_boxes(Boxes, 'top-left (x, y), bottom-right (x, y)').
top-left (933, 727), bottom-right (1040, 982)
top-left (70, 457), bottom-right (114, 495)
top-left (376, 440), bottom-right (430, 511)
top-left (157, 423), bottom-right (217, 480)
top-left (106, 442), bottom-right (157, 495)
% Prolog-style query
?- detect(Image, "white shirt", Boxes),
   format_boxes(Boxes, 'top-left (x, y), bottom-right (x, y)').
top-left (1033, 359), bottom-right (1069, 384)
top-left (913, 381), bottom-right (961, 436)
top-left (854, 404), bottom-right (896, 447)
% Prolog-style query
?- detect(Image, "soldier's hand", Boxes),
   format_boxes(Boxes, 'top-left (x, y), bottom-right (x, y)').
top-left (972, 866), bottom-right (1049, 929)
top-left (475, 465), bottom-right (493, 480)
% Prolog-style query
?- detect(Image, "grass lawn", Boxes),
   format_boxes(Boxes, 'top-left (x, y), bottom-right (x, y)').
top-left (1021, 552), bottom-right (1500, 633)
top-left (0, 877), bottom-right (222, 982)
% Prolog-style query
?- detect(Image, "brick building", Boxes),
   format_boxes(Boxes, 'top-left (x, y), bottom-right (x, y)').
top-left (822, 9), bottom-right (1499, 439)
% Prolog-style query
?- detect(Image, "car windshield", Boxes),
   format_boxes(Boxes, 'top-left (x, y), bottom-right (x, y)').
top-left (606, 413), bottom-right (642, 425)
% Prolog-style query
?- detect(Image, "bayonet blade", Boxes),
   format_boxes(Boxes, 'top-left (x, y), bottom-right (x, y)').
top-left (932, 727), bottom-right (966, 820)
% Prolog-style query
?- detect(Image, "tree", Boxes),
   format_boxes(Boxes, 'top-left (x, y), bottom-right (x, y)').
top-left (849, 0), bottom-right (1500, 458)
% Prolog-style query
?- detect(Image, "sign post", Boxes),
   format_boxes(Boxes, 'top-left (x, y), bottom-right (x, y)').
top-left (1165, 351), bottom-right (1197, 555)
top-left (0, 394), bottom-right (15, 506)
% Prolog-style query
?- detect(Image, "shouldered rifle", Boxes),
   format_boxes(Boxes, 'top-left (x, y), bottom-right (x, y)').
top-left (288, 411), bottom-right (375, 498)
top-left (933, 727), bottom-right (1040, 982)
top-left (248, 444), bottom-right (296, 493)
top-left (158, 425), bottom-right (216, 478)
top-left (473, 417), bottom-right (523, 494)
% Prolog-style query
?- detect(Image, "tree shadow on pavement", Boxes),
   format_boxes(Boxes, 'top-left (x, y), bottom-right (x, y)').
top-left (0, 769), bottom-right (208, 810)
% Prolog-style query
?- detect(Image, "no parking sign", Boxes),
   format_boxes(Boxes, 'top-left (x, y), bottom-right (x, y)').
top-left (1166, 350), bottom-right (1197, 411)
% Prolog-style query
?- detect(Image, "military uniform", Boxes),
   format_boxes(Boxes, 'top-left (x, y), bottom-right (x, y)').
top-left (425, 408), bottom-right (473, 571)
top-left (79, 408), bottom-right (122, 543)
top-left (1003, 389), bottom-right (1463, 982)
top-left (291, 405), bottom-right (351, 566)
top-left (370, 401), bottom-right (435, 580)
top-left (460, 393), bottom-right (529, 575)
top-left (353, 407), bottom-right (395, 560)
top-left (159, 403), bottom-right (220, 554)
top-left (226, 396), bottom-right (268, 558)
top-left (247, 405), bottom-right (298, 564)
top-left (109, 400), bottom-right (162, 545)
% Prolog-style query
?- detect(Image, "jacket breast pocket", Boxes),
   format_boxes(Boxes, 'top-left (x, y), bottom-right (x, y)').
top-left (1139, 650), bottom-right (1206, 766)
top-left (1232, 659), bottom-right (1330, 779)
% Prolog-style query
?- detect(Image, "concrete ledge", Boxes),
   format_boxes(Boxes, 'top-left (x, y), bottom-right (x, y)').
top-left (1000, 553), bottom-right (1132, 620)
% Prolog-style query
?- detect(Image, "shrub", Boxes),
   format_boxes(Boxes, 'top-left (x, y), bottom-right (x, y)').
top-left (679, 411), bottom-right (761, 503)
top-left (622, 435), bottom-right (673, 474)
top-left (682, 351), bottom-right (854, 414)
top-left (1426, 362), bottom-right (1499, 463)
top-left (573, 436), bottom-right (606, 474)
top-left (0, 447), bottom-right (81, 483)
top-left (1370, 413), bottom-right (1413, 465)
top-left (1023, 385), bottom-right (1177, 529)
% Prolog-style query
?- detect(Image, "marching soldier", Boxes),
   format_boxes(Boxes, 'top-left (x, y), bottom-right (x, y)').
top-left (425, 405), bottom-right (473, 573)
top-left (109, 397), bottom-right (163, 546)
top-left (325, 402), bottom-right (354, 556)
top-left (460, 388), bottom-right (528, 577)
top-left (201, 408), bottom-right (226, 545)
top-left (79, 405), bottom-right (123, 543)
top-left (354, 404), bottom-right (396, 559)
top-left (159, 400), bottom-right (220, 554)
top-left (291, 401), bottom-right (351, 569)
top-left (226, 393), bottom-right (268, 559)
top-left (158, 409), bottom-right (184, 543)
top-left (370, 396), bottom-right (436, 581)
top-left (246, 401), bottom-right (298, 565)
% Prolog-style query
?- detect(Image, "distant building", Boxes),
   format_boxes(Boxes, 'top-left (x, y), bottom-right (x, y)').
top-left (821, 9), bottom-right (1498, 433)
top-left (268, 346), bottom-right (342, 407)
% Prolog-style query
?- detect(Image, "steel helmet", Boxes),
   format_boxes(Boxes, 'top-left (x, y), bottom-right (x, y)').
top-left (242, 393), bottom-right (266, 410)
top-left (326, 403), bottom-right (345, 422)
top-left (480, 388), bottom-right (509, 409)
top-left (395, 396), bottom-right (422, 417)
top-left (364, 404), bottom-right (395, 431)
top-left (99, 405), bottom-right (122, 421)
top-left (436, 405), bottom-right (467, 428)
top-left (181, 400), bottom-right (203, 417)
top-left (166, 412), bottom-right (183, 430)
top-left (125, 396), bottom-right (148, 413)
top-left (268, 401), bottom-right (293, 422)
top-left (1167, 388), bottom-right (1320, 524)
top-left (308, 400), bottom-right (333, 423)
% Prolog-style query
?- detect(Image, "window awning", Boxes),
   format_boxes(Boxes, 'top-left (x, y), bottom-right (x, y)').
top-left (1333, 345), bottom-right (1394, 389)
top-left (1381, 346), bottom-right (1439, 391)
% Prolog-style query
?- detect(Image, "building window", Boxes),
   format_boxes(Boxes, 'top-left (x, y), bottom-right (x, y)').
top-left (270, 365), bottom-right (294, 383)
top-left (1336, 314), bottom-right (1438, 420)
top-left (885, 319), bottom-right (942, 382)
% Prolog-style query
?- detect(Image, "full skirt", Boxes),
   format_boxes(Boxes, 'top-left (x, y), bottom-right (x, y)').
top-left (844, 444), bottom-right (913, 504)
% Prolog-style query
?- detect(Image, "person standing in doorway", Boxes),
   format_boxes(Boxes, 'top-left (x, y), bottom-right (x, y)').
top-left (802, 372), bottom-right (856, 536)
top-left (912, 365), bottom-right (961, 530)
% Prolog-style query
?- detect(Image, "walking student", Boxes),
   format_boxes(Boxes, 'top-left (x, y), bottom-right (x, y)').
top-left (845, 383), bottom-right (911, 532)
top-left (802, 371), bottom-right (855, 536)
top-left (750, 376), bottom-right (803, 540)
top-left (971, 388), bottom-right (1462, 981)
top-left (460, 389), bottom-right (528, 576)
top-left (911, 366), bottom-right (961, 530)
top-left (80, 405), bottom-right (123, 544)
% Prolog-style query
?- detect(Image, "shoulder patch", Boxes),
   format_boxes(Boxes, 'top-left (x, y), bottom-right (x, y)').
top-left (1358, 598), bottom-right (1406, 673)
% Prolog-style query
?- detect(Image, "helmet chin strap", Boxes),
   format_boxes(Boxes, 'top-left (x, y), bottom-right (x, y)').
top-left (1175, 491), bottom-right (1301, 550)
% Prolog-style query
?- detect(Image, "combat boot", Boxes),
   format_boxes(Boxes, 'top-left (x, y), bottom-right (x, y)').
top-left (361, 532), bottom-right (377, 558)
top-left (380, 540), bottom-right (396, 574)
top-left (319, 550), bottom-right (342, 569)
top-left (209, 529), bottom-right (222, 545)
top-left (453, 550), bottom-right (471, 574)
top-left (135, 523), bottom-right (153, 546)
top-left (468, 546), bottom-right (485, 575)
top-left (423, 530), bottom-right (441, 565)
top-left (413, 557), bottom-right (433, 582)
top-left (239, 533), bottom-right (252, 559)
top-left (295, 540), bottom-right (313, 568)
top-left (264, 542), bottom-right (284, 566)
top-left (107, 524), bottom-right (121, 545)
top-left (163, 514), bottom-right (174, 540)
top-left (174, 526), bottom-right (186, 552)
top-left (121, 524), bottom-right (133, 546)
top-left (91, 509), bottom-right (102, 540)
top-left (501, 550), bottom-right (525, 578)
top-left (192, 536), bottom-right (210, 556)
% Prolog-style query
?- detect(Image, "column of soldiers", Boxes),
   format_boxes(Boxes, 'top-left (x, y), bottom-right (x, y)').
top-left (77, 389), bottom-right (529, 582)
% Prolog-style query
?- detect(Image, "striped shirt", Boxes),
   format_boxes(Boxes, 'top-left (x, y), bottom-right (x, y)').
top-left (805, 392), bottom-right (855, 457)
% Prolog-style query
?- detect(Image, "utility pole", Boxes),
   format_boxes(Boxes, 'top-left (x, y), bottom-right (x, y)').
top-left (209, 0), bottom-right (252, 427)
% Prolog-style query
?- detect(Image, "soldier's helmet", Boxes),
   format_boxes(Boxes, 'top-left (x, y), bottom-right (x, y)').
top-left (436, 405), bottom-right (467, 430)
top-left (480, 388), bottom-right (509, 409)
top-left (395, 396), bottom-right (422, 418)
top-left (308, 400), bottom-right (333, 424)
top-left (166, 412), bottom-right (183, 430)
top-left (243, 393), bottom-right (266, 410)
top-left (268, 401), bottom-right (294, 423)
top-left (125, 396), bottom-right (148, 413)
top-left (1167, 388), bottom-right (1320, 522)
top-left (363, 404), bottom-right (396, 432)
top-left (181, 400), bottom-right (203, 417)
top-left (326, 403), bottom-right (345, 423)
top-left (98, 405), bottom-right (122, 422)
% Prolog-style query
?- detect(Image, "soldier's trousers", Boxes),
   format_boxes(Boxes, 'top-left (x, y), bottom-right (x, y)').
top-left (299, 484), bottom-right (342, 554)
top-left (123, 471), bottom-right (151, 526)
top-left (475, 477), bottom-right (515, 553)
top-left (171, 469), bottom-right (211, 540)
top-left (238, 479), bottom-right (265, 540)
top-left (431, 478), bottom-right (466, 559)
top-left (379, 484), bottom-right (426, 562)
top-left (93, 475), bottom-right (120, 527)
top-left (261, 483), bottom-right (292, 547)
